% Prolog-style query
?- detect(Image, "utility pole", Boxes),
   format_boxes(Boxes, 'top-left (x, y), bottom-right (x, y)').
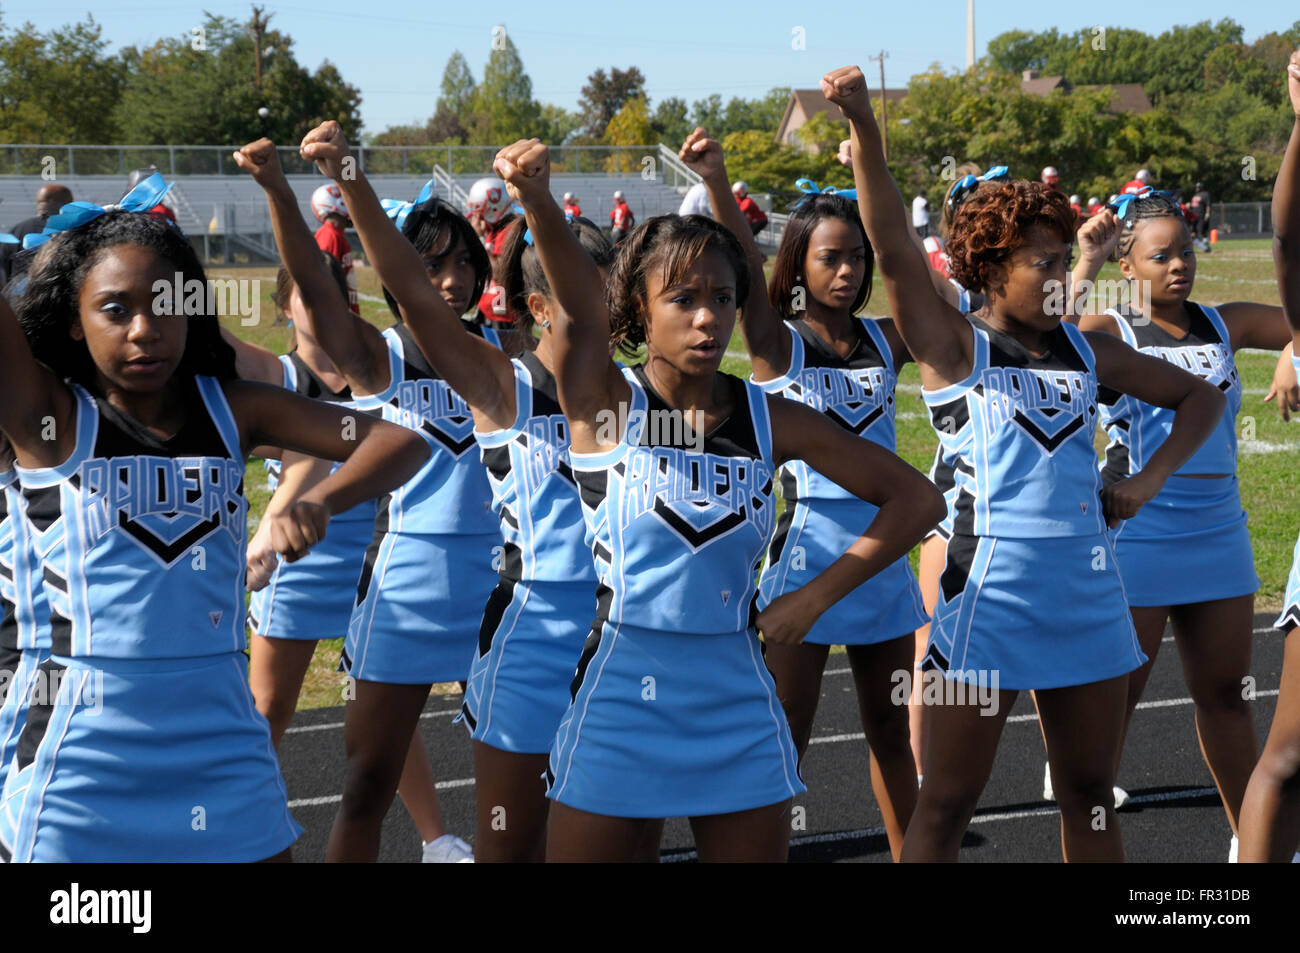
top-left (868, 50), bottom-right (890, 161)
top-left (248, 5), bottom-right (271, 90)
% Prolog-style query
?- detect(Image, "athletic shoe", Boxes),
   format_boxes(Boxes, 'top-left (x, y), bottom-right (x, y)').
top-left (1043, 763), bottom-right (1129, 810)
top-left (422, 834), bottom-right (475, 863)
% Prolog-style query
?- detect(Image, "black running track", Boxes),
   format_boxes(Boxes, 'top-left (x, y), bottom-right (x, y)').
top-left (278, 613), bottom-right (1287, 863)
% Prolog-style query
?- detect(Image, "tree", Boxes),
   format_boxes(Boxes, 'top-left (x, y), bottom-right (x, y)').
top-left (0, 13), bottom-right (126, 144)
top-left (113, 13), bottom-right (361, 149)
top-left (467, 30), bottom-right (543, 145)
top-left (651, 96), bottom-right (691, 148)
top-left (425, 50), bottom-right (477, 144)
top-left (578, 66), bottom-right (646, 139)
top-left (603, 95), bottom-right (656, 171)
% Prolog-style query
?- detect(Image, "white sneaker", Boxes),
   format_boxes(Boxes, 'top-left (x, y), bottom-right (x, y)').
top-left (1043, 763), bottom-right (1128, 810)
top-left (1229, 835), bottom-right (1238, 864)
top-left (422, 834), bottom-right (475, 863)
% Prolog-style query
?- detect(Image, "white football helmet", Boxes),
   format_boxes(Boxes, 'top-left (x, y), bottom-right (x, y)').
top-left (467, 177), bottom-right (511, 225)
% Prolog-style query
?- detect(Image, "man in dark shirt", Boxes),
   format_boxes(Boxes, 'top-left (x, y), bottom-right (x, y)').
top-left (1, 184), bottom-right (73, 283)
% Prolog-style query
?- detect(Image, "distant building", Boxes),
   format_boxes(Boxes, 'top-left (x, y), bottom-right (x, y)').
top-left (775, 71), bottom-right (1150, 155)
top-left (1018, 70), bottom-right (1152, 115)
top-left (774, 88), bottom-right (907, 153)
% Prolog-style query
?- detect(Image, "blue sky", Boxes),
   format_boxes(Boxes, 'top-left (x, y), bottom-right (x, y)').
top-left (2, 0), bottom-right (1297, 135)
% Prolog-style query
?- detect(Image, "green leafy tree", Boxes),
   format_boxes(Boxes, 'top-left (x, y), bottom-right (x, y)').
top-left (467, 31), bottom-right (543, 145)
top-left (113, 14), bottom-right (361, 149)
top-left (578, 66), bottom-right (646, 139)
top-left (651, 96), bottom-right (691, 148)
top-left (603, 95), bottom-right (656, 171)
top-left (0, 13), bottom-right (125, 143)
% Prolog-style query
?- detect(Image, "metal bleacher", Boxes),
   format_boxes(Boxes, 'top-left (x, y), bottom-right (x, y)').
top-left (0, 142), bottom-right (707, 264)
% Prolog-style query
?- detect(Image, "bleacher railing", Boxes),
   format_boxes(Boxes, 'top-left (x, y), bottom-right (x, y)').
top-left (0, 144), bottom-right (683, 178)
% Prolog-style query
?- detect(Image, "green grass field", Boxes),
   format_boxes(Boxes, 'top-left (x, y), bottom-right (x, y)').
top-left (219, 238), bottom-right (1300, 711)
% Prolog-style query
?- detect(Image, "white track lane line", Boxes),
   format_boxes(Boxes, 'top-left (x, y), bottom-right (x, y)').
top-left (658, 785), bottom-right (1224, 862)
top-left (284, 626), bottom-right (1281, 808)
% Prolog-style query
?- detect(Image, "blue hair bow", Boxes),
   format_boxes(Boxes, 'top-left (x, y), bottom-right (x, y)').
top-left (23, 172), bottom-right (174, 250)
top-left (523, 211), bottom-right (574, 247)
top-left (380, 179), bottom-right (437, 232)
top-left (794, 178), bottom-right (857, 204)
top-left (0, 233), bottom-right (17, 245)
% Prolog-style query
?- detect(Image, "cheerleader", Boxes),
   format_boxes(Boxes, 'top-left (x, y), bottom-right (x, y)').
top-left (494, 131), bottom-right (944, 861)
top-left (0, 198), bottom-right (428, 861)
top-left (301, 125), bottom-right (636, 861)
top-left (1074, 184), bottom-right (1293, 855)
top-left (706, 160), bottom-right (926, 859)
top-left (0, 433), bottom-right (47, 780)
top-left (1239, 51), bottom-right (1300, 862)
top-left (828, 63), bottom-right (1224, 861)
top-left (238, 137), bottom-right (504, 862)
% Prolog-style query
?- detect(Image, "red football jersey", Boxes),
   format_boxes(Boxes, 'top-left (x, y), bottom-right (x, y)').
top-left (315, 221), bottom-right (359, 315)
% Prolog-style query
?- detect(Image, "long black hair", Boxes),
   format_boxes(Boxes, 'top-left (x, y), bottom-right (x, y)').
top-left (496, 216), bottom-right (614, 332)
top-left (381, 198), bottom-right (491, 321)
top-left (768, 193), bottom-right (872, 319)
top-left (17, 211), bottom-right (236, 390)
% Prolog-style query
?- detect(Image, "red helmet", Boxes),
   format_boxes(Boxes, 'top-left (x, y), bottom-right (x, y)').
top-left (311, 184), bottom-right (348, 223)
top-left (467, 177), bottom-right (511, 225)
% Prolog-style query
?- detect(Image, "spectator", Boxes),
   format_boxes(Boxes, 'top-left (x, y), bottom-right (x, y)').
top-left (563, 191), bottom-right (582, 218)
top-left (0, 183), bottom-right (72, 283)
top-left (311, 182), bottom-right (360, 315)
top-left (610, 189), bottom-right (636, 244)
top-left (677, 181), bottom-right (711, 218)
top-left (732, 181), bottom-right (769, 237)
top-left (1122, 168), bottom-right (1152, 195)
top-left (912, 190), bottom-right (931, 238)
top-left (466, 176), bottom-right (517, 323)
top-left (1086, 196), bottom-right (1103, 218)
top-left (1041, 166), bottom-right (1060, 191)
top-left (1193, 181), bottom-right (1212, 240)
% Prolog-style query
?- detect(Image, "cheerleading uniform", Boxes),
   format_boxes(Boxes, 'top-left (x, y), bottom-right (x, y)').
top-left (547, 367), bottom-right (804, 817)
top-left (460, 351), bottom-right (597, 753)
top-left (0, 378), bottom-right (300, 862)
top-left (755, 319), bottom-right (926, 644)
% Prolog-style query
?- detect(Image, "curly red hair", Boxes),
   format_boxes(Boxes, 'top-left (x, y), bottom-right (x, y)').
top-left (946, 181), bottom-right (1075, 293)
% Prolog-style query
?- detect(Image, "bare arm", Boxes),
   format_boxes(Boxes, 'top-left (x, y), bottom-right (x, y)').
top-left (225, 381), bottom-right (428, 524)
top-left (246, 450), bottom-right (334, 587)
top-left (297, 124), bottom-right (517, 430)
top-left (757, 395), bottom-right (945, 645)
top-left (1088, 331), bottom-right (1225, 526)
top-left (1273, 52), bottom-right (1300, 348)
top-left (0, 294), bottom-right (76, 468)
top-left (234, 138), bottom-right (391, 397)
top-left (826, 66), bottom-right (973, 386)
top-left (1066, 210), bottom-right (1121, 321)
top-left (492, 139), bottom-right (627, 450)
top-left (1217, 301), bottom-right (1293, 352)
top-left (219, 325), bottom-right (284, 385)
top-left (681, 129), bottom-right (792, 382)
